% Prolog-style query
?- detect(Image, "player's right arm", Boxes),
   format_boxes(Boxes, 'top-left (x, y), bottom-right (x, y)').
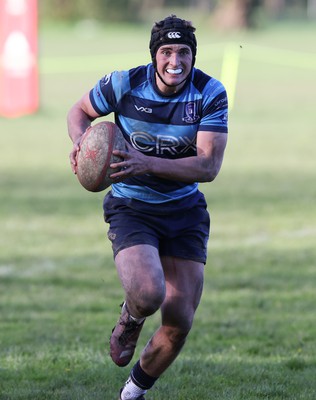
top-left (67, 92), bottom-right (101, 173)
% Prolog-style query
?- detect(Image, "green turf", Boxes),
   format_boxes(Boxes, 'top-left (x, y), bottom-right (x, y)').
top-left (1, 20), bottom-right (316, 399)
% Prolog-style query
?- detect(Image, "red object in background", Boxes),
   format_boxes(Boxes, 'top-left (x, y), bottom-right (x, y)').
top-left (0, 0), bottom-right (38, 118)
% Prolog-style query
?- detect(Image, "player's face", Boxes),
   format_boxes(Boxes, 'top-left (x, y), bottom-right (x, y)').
top-left (155, 44), bottom-right (193, 94)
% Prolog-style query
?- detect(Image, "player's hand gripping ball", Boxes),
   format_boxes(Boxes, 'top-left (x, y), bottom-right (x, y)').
top-left (76, 121), bottom-right (126, 192)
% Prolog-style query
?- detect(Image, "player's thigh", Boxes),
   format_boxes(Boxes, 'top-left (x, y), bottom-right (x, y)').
top-left (115, 244), bottom-right (166, 310)
top-left (160, 256), bottom-right (204, 330)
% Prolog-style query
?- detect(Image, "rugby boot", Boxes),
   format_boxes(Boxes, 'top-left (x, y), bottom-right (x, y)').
top-left (118, 387), bottom-right (146, 400)
top-left (110, 302), bottom-right (145, 367)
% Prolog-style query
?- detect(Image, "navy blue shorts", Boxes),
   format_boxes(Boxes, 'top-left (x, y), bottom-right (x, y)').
top-left (103, 191), bottom-right (210, 264)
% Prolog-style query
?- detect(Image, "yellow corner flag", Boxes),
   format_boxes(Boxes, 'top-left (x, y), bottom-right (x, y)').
top-left (220, 43), bottom-right (241, 112)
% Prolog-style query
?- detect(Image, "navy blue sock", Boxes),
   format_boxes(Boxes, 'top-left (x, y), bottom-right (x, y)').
top-left (130, 360), bottom-right (158, 390)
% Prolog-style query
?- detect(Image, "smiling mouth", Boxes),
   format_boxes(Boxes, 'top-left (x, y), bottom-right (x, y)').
top-left (166, 68), bottom-right (183, 75)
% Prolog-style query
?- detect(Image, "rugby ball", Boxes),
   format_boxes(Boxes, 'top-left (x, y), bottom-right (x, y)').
top-left (76, 121), bottom-right (125, 192)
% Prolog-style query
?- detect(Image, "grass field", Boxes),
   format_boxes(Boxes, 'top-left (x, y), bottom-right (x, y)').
top-left (1, 19), bottom-right (316, 400)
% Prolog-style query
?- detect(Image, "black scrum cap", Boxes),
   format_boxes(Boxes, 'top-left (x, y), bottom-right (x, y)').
top-left (149, 15), bottom-right (197, 66)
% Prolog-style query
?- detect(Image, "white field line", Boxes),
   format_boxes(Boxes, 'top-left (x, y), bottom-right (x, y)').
top-left (39, 43), bottom-right (316, 74)
top-left (208, 227), bottom-right (316, 249)
top-left (39, 52), bottom-right (148, 74)
top-left (240, 43), bottom-right (316, 70)
top-left (0, 259), bottom-right (57, 277)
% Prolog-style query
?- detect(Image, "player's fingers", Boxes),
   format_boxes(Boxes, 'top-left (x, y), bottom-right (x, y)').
top-left (69, 150), bottom-right (79, 174)
top-left (110, 160), bottom-right (126, 169)
top-left (112, 149), bottom-right (128, 159)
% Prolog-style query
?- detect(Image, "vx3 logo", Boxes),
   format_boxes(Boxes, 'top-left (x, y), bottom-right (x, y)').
top-left (134, 105), bottom-right (153, 114)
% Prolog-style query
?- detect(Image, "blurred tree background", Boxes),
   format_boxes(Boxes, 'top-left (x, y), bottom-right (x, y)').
top-left (39, 0), bottom-right (316, 27)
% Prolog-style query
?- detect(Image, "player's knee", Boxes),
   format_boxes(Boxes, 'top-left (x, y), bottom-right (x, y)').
top-left (137, 290), bottom-right (165, 316)
top-left (129, 282), bottom-right (166, 317)
top-left (165, 325), bottom-right (191, 350)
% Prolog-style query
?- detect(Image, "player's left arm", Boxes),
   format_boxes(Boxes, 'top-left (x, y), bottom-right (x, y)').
top-left (195, 130), bottom-right (228, 182)
top-left (110, 130), bottom-right (227, 183)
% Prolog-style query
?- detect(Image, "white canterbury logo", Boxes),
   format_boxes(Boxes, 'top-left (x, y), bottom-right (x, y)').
top-left (135, 105), bottom-right (152, 114)
top-left (167, 32), bottom-right (181, 39)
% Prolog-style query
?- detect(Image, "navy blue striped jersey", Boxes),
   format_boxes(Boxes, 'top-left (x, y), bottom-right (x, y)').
top-left (89, 63), bottom-right (228, 204)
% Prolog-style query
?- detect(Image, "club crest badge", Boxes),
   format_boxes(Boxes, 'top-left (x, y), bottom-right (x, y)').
top-left (183, 102), bottom-right (199, 123)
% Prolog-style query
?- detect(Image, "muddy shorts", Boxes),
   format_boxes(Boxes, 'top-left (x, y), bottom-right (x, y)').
top-left (103, 191), bottom-right (210, 263)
